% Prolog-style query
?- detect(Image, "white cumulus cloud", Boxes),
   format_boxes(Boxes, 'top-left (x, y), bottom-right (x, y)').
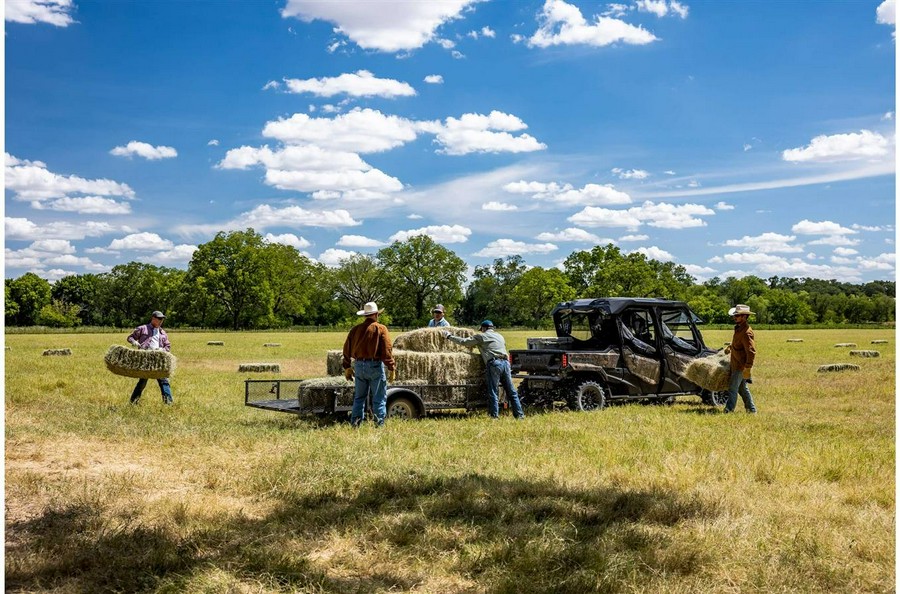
top-left (635, 0), bottom-right (689, 18)
top-left (877, 0), bottom-right (895, 25)
top-left (110, 141), bottom-right (178, 160)
top-left (6, 217), bottom-right (134, 241)
top-left (504, 180), bottom-right (631, 206)
top-left (265, 233), bottom-right (312, 249)
top-left (389, 224), bottom-right (472, 244)
top-left (5, 153), bottom-right (135, 203)
top-left (536, 227), bottom-right (610, 243)
top-left (791, 219), bottom-right (856, 236)
top-left (569, 201), bottom-right (714, 229)
top-left (611, 167), bottom-right (649, 180)
top-left (631, 245), bottom-right (674, 261)
top-left (723, 232), bottom-right (802, 253)
top-left (318, 248), bottom-right (357, 267)
top-left (419, 110), bottom-right (547, 155)
top-left (262, 108), bottom-right (420, 153)
top-left (424, 74), bottom-right (444, 84)
top-left (108, 232), bottom-right (175, 252)
top-left (337, 235), bottom-right (386, 247)
top-left (474, 239), bottom-right (558, 257)
top-left (281, 0), bottom-right (482, 52)
top-left (282, 70), bottom-right (416, 98)
top-left (528, 0), bottom-right (658, 48)
top-left (5, 0), bottom-right (75, 26)
top-left (482, 201), bottom-right (518, 211)
top-left (782, 130), bottom-right (891, 162)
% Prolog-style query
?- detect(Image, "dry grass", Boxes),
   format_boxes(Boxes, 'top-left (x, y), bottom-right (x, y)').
top-left (5, 328), bottom-right (895, 593)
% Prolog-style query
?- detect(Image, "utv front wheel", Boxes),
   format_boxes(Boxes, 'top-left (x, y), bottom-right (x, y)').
top-left (570, 381), bottom-right (606, 412)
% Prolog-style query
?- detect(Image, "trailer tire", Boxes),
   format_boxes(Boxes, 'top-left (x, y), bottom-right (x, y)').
top-left (387, 396), bottom-right (420, 419)
top-left (569, 380), bottom-right (606, 412)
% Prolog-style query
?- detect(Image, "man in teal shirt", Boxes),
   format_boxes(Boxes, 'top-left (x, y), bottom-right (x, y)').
top-left (444, 320), bottom-right (525, 419)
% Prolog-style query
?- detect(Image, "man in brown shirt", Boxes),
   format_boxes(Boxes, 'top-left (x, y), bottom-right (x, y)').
top-left (343, 301), bottom-right (395, 427)
top-left (725, 304), bottom-right (758, 413)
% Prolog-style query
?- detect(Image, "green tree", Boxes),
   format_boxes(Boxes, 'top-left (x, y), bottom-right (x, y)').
top-left (184, 228), bottom-right (272, 330)
top-left (35, 299), bottom-right (81, 328)
top-left (7, 272), bottom-right (51, 326)
top-left (511, 267), bottom-right (575, 326)
top-left (260, 242), bottom-right (320, 327)
top-left (563, 244), bottom-right (693, 299)
top-left (459, 256), bottom-right (527, 326)
top-left (5, 282), bottom-right (20, 323)
top-left (686, 285), bottom-right (731, 324)
top-left (97, 263), bottom-right (184, 327)
top-left (377, 235), bottom-right (467, 326)
top-left (330, 253), bottom-right (387, 315)
top-left (51, 274), bottom-right (102, 325)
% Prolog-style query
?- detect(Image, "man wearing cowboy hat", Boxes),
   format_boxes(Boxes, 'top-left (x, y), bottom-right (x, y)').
top-left (127, 310), bottom-right (173, 405)
top-left (725, 304), bottom-right (758, 413)
top-left (342, 301), bottom-right (396, 427)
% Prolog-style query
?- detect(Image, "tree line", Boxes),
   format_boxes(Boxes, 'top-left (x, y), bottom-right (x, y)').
top-left (5, 229), bottom-right (895, 329)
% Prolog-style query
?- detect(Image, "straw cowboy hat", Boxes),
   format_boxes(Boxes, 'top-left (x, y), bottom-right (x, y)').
top-left (728, 304), bottom-right (754, 316)
top-left (356, 301), bottom-right (384, 316)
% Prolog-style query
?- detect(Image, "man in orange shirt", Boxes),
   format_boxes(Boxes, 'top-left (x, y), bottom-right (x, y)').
top-left (725, 304), bottom-right (758, 414)
top-left (342, 301), bottom-right (396, 427)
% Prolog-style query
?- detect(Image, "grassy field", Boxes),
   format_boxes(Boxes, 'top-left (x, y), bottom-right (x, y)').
top-left (5, 328), bottom-right (895, 593)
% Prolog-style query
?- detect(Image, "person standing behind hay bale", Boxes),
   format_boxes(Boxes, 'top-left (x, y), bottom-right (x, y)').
top-left (127, 310), bottom-right (173, 405)
top-left (724, 304), bottom-right (757, 414)
top-left (343, 301), bottom-right (396, 428)
top-left (443, 320), bottom-right (525, 420)
top-left (427, 304), bottom-right (451, 327)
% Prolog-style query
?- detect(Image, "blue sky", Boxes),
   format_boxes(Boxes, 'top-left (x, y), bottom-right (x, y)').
top-left (4, 0), bottom-right (897, 284)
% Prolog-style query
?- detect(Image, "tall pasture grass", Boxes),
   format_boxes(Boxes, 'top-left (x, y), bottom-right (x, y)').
top-left (5, 328), bottom-right (895, 592)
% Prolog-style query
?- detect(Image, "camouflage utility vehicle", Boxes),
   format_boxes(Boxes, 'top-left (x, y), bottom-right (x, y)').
top-left (512, 298), bottom-right (727, 410)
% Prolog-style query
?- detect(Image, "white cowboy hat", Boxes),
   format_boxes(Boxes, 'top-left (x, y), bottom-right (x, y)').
top-left (356, 301), bottom-right (384, 316)
top-left (728, 304), bottom-right (754, 316)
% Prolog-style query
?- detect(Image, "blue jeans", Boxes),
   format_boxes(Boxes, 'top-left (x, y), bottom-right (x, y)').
top-left (352, 360), bottom-right (387, 426)
top-left (724, 369), bottom-right (756, 413)
top-left (131, 378), bottom-right (172, 404)
top-left (486, 359), bottom-right (525, 419)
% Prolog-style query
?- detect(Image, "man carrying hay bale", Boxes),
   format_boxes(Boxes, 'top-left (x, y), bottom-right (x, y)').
top-left (427, 304), bottom-right (451, 327)
top-left (724, 305), bottom-right (757, 414)
top-left (343, 302), bottom-right (396, 428)
top-left (444, 320), bottom-right (525, 420)
top-left (126, 311), bottom-right (173, 405)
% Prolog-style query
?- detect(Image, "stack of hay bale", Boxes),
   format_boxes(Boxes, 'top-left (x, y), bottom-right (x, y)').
top-left (321, 326), bottom-right (485, 385)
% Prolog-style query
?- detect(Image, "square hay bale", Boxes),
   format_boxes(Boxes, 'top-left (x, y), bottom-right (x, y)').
top-left (239, 363), bottom-right (281, 373)
top-left (393, 326), bottom-right (478, 353)
top-left (817, 363), bottom-right (860, 372)
top-left (871, 340), bottom-right (889, 344)
top-left (849, 350), bottom-right (880, 358)
top-left (42, 348), bottom-right (72, 356)
top-left (682, 353), bottom-right (731, 392)
top-left (105, 345), bottom-right (175, 379)
top-left (263, 343), bottom-right (281, 347)
top-left (326, 349), bottom-right (343, 376)
top-left (394, 350), bottom-right (484, 384)
top-left (786, 338), bottom-right (804, 343)
top-left (833, 343), bottom-right (857, 348)
top-left (207, 341), bottom-right (225, 346)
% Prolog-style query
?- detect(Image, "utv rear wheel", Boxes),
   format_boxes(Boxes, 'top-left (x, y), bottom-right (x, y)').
top-left (570, 381), bottom-right (606, 412)
top-left (387, 397), bottom-right (420, 419)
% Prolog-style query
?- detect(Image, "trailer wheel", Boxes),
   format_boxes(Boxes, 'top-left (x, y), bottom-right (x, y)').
top-left (569, 380), bottom-right (606, 412)
top-left (701, 390), bottom-right (728, 407)
top-left (387, 396), bottom-right (420, 419)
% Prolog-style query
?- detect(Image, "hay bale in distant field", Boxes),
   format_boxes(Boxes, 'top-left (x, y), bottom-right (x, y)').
top-left (393, 326), bottom-right (478, 353)
top-left (682, 353), bottom-right (731, 392)
top-left (263, 343), bottom-right (281, 347)
top-left (104, 345), bottom-right (175, 379)
top-left (239, 363), bottom-right (281, 373)
top-left (786, 339), bottom-right (804, 343)
top-left (207, 341), bottom-right (225, 346)
top-left (833, 343), bottom-right (857, 348)
top-left (849, 350), bottom-right (880, 358)
top-left (871, 340), bottom-right (889, 344)
top-left (817, 363), bottom-right (860, 372)
top-left (43, 348), bottom-right (72, 356)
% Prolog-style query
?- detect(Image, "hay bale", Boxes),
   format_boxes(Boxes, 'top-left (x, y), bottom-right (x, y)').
top-left (326, 349), bottom-right (344, 376)
top-left (833, 343), bottom-right (857, 348)
top-left (817, 363), bottom-right (860, 372)
top-left (786, 339), bottom-right (804, 343)
top-left (104, 345), bottom-right (175, 379)
top-left (42, 348), bottom-right (72, 356)
top-left (849, 350), bottom-right (880, 358)
top-left (207, 341), bottom-right (225, 346)
top-left (263, 343), bottom-right (281, 347)
top-left (299, 376), bottom-right (354, 389)
top-left (393, 326), bottom-right (478, 353)
top-left (239, 363), bottom-right (281, 373)
top-left (682, 353), bottom-right (731, 392)
top-left (871, 340), bottom-right (889, 344)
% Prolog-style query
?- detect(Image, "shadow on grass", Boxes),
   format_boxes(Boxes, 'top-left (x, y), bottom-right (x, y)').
top-left (6, 473), bottom-right (722, 593)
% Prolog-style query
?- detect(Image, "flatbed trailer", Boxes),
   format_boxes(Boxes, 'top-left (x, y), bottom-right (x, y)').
top-left (245, 378), bottom-right (491, 419)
